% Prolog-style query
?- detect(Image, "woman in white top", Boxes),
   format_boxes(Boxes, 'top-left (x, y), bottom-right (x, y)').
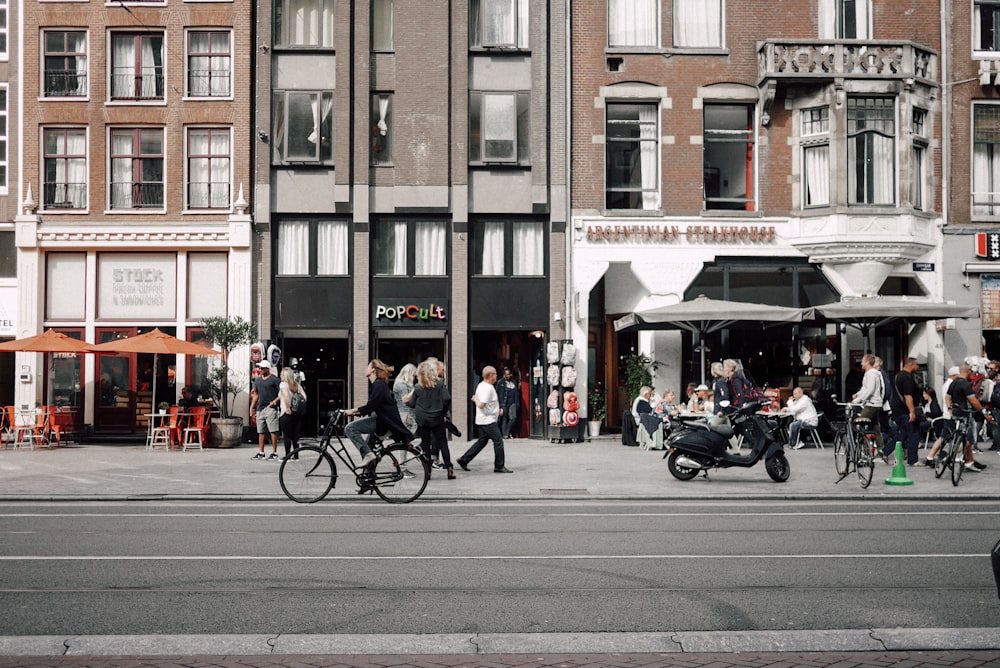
top-left (278, 367), bottom-right (306, 460)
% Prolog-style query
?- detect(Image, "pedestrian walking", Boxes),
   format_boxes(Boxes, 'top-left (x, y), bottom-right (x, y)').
top-left (249, 361), bottom-right (281, 461)
top-left (406, 358), bottom-right (455, 480)
top-left (278, 366), bottom-right (306, 460)
top-left (457, 365), bottom-right (512, 473)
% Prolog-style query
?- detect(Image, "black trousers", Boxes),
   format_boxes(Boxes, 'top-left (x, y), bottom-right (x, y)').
top-left (279, 413), bottom-right (302, 456)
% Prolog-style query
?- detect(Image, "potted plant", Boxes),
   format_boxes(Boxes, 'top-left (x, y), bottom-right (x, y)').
top-left (200, 315), bottom-right (258, 447)
top-left (587, 385), bottom-right (607, 438)
top-left (156, 401), bottom-right (170, 415)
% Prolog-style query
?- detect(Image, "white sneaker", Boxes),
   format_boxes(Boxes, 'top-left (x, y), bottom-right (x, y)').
top-left (790, 443), bottom-right (804, 450)
top-left (251, 452), bottom-right (266, 460)
top-left (361, 452), bottom-right (377, 466)
top-left (267, 453), bottom-right (279, 461)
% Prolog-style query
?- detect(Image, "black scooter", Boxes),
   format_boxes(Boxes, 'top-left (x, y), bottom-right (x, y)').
top-left (663, 401), bottom-right (790, 482)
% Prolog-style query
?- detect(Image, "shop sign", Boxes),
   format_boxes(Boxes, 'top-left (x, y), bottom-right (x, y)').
top-left (374, 300), bottom-right (449, 326)
top-left (586, 224), bottom-right (776, 244)
top-left (912, 262), bottom-right (935, 272)
top-left (0, 285), bottom-right (15, 337)
top-left (98, 253), bottom-right (177, 320)
top-left (976, 233), bottom-right (1000, 260)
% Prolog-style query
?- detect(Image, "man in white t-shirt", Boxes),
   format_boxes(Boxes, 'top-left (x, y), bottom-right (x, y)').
top-left (456, 366), bottom-right (512, 473)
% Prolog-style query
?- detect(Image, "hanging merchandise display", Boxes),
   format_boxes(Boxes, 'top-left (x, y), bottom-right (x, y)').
top-left (547, 339), bottom-right (582, 443)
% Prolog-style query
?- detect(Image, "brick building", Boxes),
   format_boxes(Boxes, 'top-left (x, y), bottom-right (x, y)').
top-left (0, 0), bottom-right (17, 405)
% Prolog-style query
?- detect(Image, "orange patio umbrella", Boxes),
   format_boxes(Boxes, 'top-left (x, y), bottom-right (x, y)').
top-left (0, 329), bottom-right (96, 354)
top-left (91, 328), bottom-right (221, 413)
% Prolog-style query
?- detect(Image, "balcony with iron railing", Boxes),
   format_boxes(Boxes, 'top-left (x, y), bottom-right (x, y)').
top-left (757, 40), bottom-right (937, 85)
top-left (110, 182), bottom-right (165, 209)
top-left (186, 182), bottom-right (231, 209)
top-left (110, 69), bottom-right (165, 101)
top-left (44, 71), bottom-right (87, 97)
top-left (43, 183), bottom-right (87, 209)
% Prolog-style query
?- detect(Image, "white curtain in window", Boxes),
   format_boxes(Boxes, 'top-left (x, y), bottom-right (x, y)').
top-left (608, 0), bottom-right (657, 47)
top-left (820, 0), bottom-right (870, 39)
top-left (141, 37), bottom-right (158, 97)
top-left (872, 134), bottom-right (894, 204)
top-left (517, 0), bottom-right (529, 48)
top-left (853, 0), bottom-right (870, 39)
top-left (415, 222), bottom-right (446, 276)
top-left (377, 95), bottom-right (389, 135)
top-left (189, 131), bottom-right (209, 208)
top-left (112, 36), bottom-right (133, 98)
top-left (273, 95), bottom-right (286, 159)
top-left (481, 222), bottom-right (504, 276)
top-left (189, 33), bottom-right (210, 96)
top-left (211, 33), bottom-right (230, 96)
top-left (639, 105), bottom-right (659, 209)
top-left (75, 53), bottom-right (87, 96)
top-left (380, 221), bottom-right (407, 275)
top-left (973, 144), bottom-right (1000, 215)
top-left (674, 0), bottom-right (721, 48)
top-left (111, 132), bottom-right (134, 208)
top-left (288, 0), bottom-right (334, 47)
top-left (804, 144), bottom-right (830, 207)
top-left (373, 0), bottom-right (393, 50)
top-left (307, 93), bottom-right (334, 146)
top-left (210, 132), bottom-right (230, 208)
top-left (63, 132), bottom-right (87, 208)
top-left (483, 0), bottom-right (515, 46)
top-left (512, 222), bottom-right (543, 276)
top-left (317, 221), bottom-right (348, 275)
top-left (278, 221), bottom-right (309, 275)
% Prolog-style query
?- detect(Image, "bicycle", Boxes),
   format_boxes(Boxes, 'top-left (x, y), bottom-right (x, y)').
top-left (279, 409), bottom-right (430, 504)
top-left (933, 414), bottom-right (970, 487)
top-left (832, 402), bottom-right (877, 488)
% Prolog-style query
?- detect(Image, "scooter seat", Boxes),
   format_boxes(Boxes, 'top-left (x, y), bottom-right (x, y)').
top-left (686, 420), bottom-right (734, 439)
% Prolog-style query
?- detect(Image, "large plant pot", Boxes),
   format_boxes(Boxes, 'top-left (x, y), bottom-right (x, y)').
top-left (211, 417), bottom-right (244, 448)
top-left (588, 421), bottom-right (602, 438)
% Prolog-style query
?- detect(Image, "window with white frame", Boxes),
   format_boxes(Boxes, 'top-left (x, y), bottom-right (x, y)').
top-left (470, 0), bottom-right (528, 49)
top-left (110, 128), bottom-right (164, 209)
top-left (187, 31), bottom-right (231, 97)
top-left (187, 128), bottom-right (230, 210)
top-left (847, 96), bottom-right (895, 206)
top-left (272, 90), bottom-right (334, 164)
top-left (278, 220), bottom-right (349, 276)
top-left (371, 93), bottom-right (392, 165)
top-left (976, 1), bottom-right (1000, 52)
top-left (801, 107), bottom-right (830, 208)
top-left (0, 0), bottom-right (6, 59)
top-left (44, 31), bottom-right (87, 97)
top-left (911, 108), bottom-right (928, 211)
top-left (374, 220), bottom-right (447, 277)
top-left (469, 91), bottom-right (529, 165)
top-left (673, 0), bottom-right (722, 48)
top-left (44, 128), bottom-right (87, 210)
top-left (608, 0), bottom-right (658, 47)
top-left (819, 0), bottom-right (870, 39)
top-left (275, 0), bottom-right (335, 48)
top-left (110, 32), bottom-right (164, 101)
top-left (704, 103), bottom-right (755, 210)
top-left (605, 102), bottom-right (659, 210)
top-left (0, 87), bottom-right (6, 190)
top-left (973, 105), bottom-right (1000, 216)
top-left (472, 220), bottom-right (544, 277)
top-left (372, 0), bottom-right (393, 51)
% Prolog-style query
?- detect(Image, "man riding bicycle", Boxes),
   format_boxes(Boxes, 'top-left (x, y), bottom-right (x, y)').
top-left (926, 362), bottom-right (990, 473)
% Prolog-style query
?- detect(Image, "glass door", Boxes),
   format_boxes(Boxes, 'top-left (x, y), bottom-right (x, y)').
top-left (95, 328), bottom-right (136, 432)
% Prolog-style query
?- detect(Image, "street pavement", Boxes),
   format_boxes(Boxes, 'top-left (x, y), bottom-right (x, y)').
top-left (1, 434), bottom-right (998, 665)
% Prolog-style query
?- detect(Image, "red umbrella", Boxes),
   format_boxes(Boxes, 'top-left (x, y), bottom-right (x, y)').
top-left (0, 329), bottom-right (96, 353)
top-left (92, 329), bottom-right (221, 413)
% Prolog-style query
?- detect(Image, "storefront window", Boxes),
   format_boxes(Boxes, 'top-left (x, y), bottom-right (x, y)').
top-left (51, 329), bottom-right (85, 409)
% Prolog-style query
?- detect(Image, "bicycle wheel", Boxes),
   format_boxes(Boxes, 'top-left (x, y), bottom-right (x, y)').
top-left (854, 433), bottom-right (875, 489)
top-left (833, 432), bottom-right (850, 477)
top-left (279, 446), bottom-right (337, 503)
top-left (371, 444), bottom-right (430, 504)
top-left (933, 448), bottom-right (948, 478)
top-left (951, 439), bottom-right (965, 487)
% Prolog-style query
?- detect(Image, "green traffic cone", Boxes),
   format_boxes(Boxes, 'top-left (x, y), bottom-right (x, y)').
top-left (885, 441), bottom-right (914, 486)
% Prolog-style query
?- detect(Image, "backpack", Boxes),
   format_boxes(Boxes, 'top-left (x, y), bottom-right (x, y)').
top-left (289, 390), bottom-right (306, 415)
top-left (969, 370), bottom-right (985, 402)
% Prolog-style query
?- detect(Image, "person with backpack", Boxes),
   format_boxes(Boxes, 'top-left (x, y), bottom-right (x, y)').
top-left (278, 366), bottom-right (307, 461)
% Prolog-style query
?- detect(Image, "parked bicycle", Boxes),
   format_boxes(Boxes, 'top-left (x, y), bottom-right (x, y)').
top-left (933, 414), bottom-right (969, 487)
top-left (279, 409), bottom-right (430, 504)
top-left (832, 401), bottom-right (877, 488)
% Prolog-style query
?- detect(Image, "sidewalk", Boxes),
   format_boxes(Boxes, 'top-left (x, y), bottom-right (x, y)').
top-left (1, 434), bottom-right (998, 501)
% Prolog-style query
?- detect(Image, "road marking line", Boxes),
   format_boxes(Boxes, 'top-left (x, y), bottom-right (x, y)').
top-left (0, 554), bottom-right (989, 561)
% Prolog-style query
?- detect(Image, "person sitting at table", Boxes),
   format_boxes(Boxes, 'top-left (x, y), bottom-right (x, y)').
top-left (786, 386), bottom-right (819, 450)
top-left (178, 386), bottom-right (200, 411)
top-left (631, 386), bottom-right (653, 423)
top-left (688, 384), bottom-right (709, 412)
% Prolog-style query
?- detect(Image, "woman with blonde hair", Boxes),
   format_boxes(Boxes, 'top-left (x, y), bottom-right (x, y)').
top-left (345, 359), bottom-right (414, 465)
top-left (278, 367), bottom-right (306, 460)
top-left (406, 358), bottom-right (455, 479)
top-left (393, 363), bottom-right (418, 433)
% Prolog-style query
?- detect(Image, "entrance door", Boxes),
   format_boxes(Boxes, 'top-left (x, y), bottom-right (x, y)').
top-left (95, 328), bottom-right (136, 433)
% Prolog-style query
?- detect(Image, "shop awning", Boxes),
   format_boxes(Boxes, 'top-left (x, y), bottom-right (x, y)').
top-left (815, 297), bottom-right (979, 330)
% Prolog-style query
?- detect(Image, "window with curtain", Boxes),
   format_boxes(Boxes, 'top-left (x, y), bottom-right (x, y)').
top-left (0, 87), bottom-right (7, 190)
top-left (187, 31), bottom-right (231, 97)
top-left (272, 90), bottom-right (334, 164)
top-left (847, 97), bottom-right (895, 206)
top-left (704, 103), bottom-right (755, 211)
top-left (278, 221), bottom-right (310, 275)
top-left (414, 222), bottom-right (446, 276)
top-left (469, 91), bottom-right (530, 164)
top-left (374, 220), bottom-right (407, 275)
top-left (44, 31), bottom-right (87, 97)
top-left (605, 102), bottom-right (659, 210)
top-left (371, 93), bottom-right (392, 165)
top-left (43, 128), bottom-right (87, 210)
top-left (818, 0), bottom-right (870, 39)
top-left (911, 108), bottom-right (927, 212)
top-left (372, 0), bottom-right (394, 51)
top-left (0, 0), bottom-right (7, 58)
top-left (475, 221), bottom-right (505, 276)
top-left (673, 0), bottom-right (722, 48)
top-left (317, 221), bottom-right (349, 275)
top-left (977, 1), bottom-right (1000, 51)
top-left (275, 0), bottom-right (335, 48)
top-left (110, 128), bottom-right (164, 210)
top-left (608, 0), bottom-right (658, 47)
top-left (974, 105), bottom-right (1000, 216)
top-left (187, 128), bottom-right (231, 210)
top-left (110, 32), bottom-right (164, 101)
top-left (470, 0), bottom-right (529, 49)
top-left (801, 107), bottom-right (830, 208)
top-left (512, 222), bottom-right (543, 276)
